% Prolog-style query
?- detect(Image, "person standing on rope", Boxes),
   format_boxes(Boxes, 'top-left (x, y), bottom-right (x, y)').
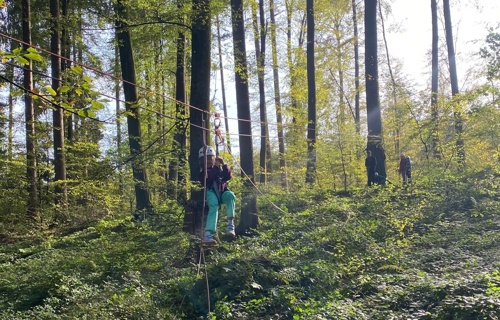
top-left (198, 146), bottom-right (236, 245)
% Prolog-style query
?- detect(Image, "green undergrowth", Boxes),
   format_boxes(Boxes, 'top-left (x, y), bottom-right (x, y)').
top-left (1, 173), bottom-right (499, 319)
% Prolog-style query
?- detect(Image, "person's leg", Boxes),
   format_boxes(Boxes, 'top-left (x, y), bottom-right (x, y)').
top-left (221, 191), bottom-right (236, 236)
top-left (221, 191), bottom-right (235, 218)
top-left (203, 189), bottom-right (219, 243)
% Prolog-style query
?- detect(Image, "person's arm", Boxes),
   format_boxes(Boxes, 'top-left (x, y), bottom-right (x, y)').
top-left (216, 157), bottom-right (232, 181)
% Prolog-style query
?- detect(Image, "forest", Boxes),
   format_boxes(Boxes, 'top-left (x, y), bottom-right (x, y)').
top-left (0, 0), bottom-right (499, 318)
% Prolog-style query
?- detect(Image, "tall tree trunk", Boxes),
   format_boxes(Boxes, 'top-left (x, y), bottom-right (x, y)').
top-left (231, 0), bottom-right (258, 232)
top-left (252, 0), bottom-right (271, 184)
top-left (269, 0), bottom-right (288, 188)
top-left (305, 0), bottom-right (316, 184)
top-left (188, 0), bottom-right (211, 182)
top-left (443, 0), bottom-right (464, 165)
top-left (216, 15), bottom-right (231, 149)
top-left (431, 0), bottom-right (441, 159)
top-left (352, 0), bottom-right (360, 135)
top-left (364, 0), bottom-right (386, 177)
top-left (378, 1), bottom-right (400, 157)
top-left (169, 28), bottom-right (187, 202)
top-left (22, 0), bottom-right (39, 220)
top-left (61, 0), bottom-right (72, 143)
top-left (115, 0), bottom-right (153, 217)
top-left (51, 0), bottom-right (68, 218)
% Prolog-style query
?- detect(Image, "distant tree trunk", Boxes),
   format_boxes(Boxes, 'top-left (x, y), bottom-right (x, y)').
top-left (252, 0), bottom-right (271, 184)
top-left (188, 0), bottom-right (211, 182)
top-left (51, 0), bottom-right (68, 218)
top-left (169, 28), bottom-right (187, 202)
top-left (334, 23), bottom-right (345, 126)
top-left (285, 1), bottom-right (306, 127)
top-left (22, 0), bottom-right (39, 220)
top-left (364, 0), bottom-right (386, 177)
top-left (430, 0), bottom-right (441, 159)
top-left (443, 0), bottom-right (464, 165)
top-left (269, 0), bottom-right (288, 188)
top-left (216, 15), bottom-right (231, 149)
top-left (352, 0), bottom-right (360, 135)
top-left (231, 0), bottom-right (258, 232)
top-left (8, 81), bottom-right (13, 161)
top-left (305, 0), bottom-right (316, 184)
top-left (114, 45), bottom-right (123, 192)
top-left (115, 0), bottom-right (153, 217)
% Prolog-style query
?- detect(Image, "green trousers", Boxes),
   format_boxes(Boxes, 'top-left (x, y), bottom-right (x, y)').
top-left (205, 189), bottom-right (235, 234)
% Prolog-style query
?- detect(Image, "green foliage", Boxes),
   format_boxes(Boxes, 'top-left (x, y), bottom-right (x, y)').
top-left (1, 156), bottom-right (500, 320)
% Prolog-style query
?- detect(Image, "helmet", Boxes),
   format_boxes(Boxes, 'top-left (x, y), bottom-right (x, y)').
top-left (198, 146), bottom-right (216, 158)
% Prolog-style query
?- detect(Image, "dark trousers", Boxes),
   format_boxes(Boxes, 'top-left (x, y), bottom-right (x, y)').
top-left (367, 169), bottom-right (376, 186)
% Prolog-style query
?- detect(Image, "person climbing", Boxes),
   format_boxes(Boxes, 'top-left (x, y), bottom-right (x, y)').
top-left (198, 146), bottom-right (236, 245)
top-left (405, 155), bottom-right (412, 183)
top-left (398, 153), bottom-right (408, 184)
top-left (365, 150), bottom-right (377, 186)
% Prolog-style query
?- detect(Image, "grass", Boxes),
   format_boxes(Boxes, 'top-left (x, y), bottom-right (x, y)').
top-left (0, 175), bottom-right (499, 319)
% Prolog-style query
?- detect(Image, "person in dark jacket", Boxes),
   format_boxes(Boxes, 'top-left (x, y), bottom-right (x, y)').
top-left (198, 146), bottom-right (236, 245)
top-left (405, 155), bottom-right (412, 183)
top-left (398, 154), bottom-right (409, 184)
top-left (365, 150), bottom-right (377, 186)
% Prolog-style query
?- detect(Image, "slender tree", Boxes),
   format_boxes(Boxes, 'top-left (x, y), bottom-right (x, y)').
top-left (364, 0), bottom-right (386, 177)
top-left (378, 0), bottom-right (401, 156)
top-left (430, 0), bottom-right (441, 159)
top-left (169, 26), bottom-right (188, 201)
top-left (231, 0), bottom-right (258, 232)
top-left (443, 0), bottom-right (464, 165)
top-left (305, 0), bottom-right (316, 184)
top-left (352, 0), bottom-right (360, 135)
top-left (216, 15), bottom-right (231, 149)
top-left (251, 0), bottom-right (271, 184)
top-left (22, 0), bottom-right (39, 220)
top-left (51, 0), bottom-right (68, 217)
top-left (115, 0), bottom-right (153, 217)
top-left (269, 0), bottom-right (288, 187)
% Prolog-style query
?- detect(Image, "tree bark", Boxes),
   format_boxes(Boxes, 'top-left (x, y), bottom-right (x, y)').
top-left (364, 0), bottom-right (386, 177)
top-left (305, 0), bottom-right (316, 184)
top-left (115, 0), bottom-right (153, 217)
top-left (443, 0), bottom-right (464, 165)
top-left (51, 0), bottom-right (68, 218)
top-left (231, 0), bottom-right (258, 232)
top-left (22, 0), bottom-right (39, 220)
top-left (188, 0), bottom-right (211, 182)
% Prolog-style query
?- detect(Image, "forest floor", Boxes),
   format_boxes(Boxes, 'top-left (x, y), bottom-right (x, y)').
top-left (0, 174), bottom-right (499, 319)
